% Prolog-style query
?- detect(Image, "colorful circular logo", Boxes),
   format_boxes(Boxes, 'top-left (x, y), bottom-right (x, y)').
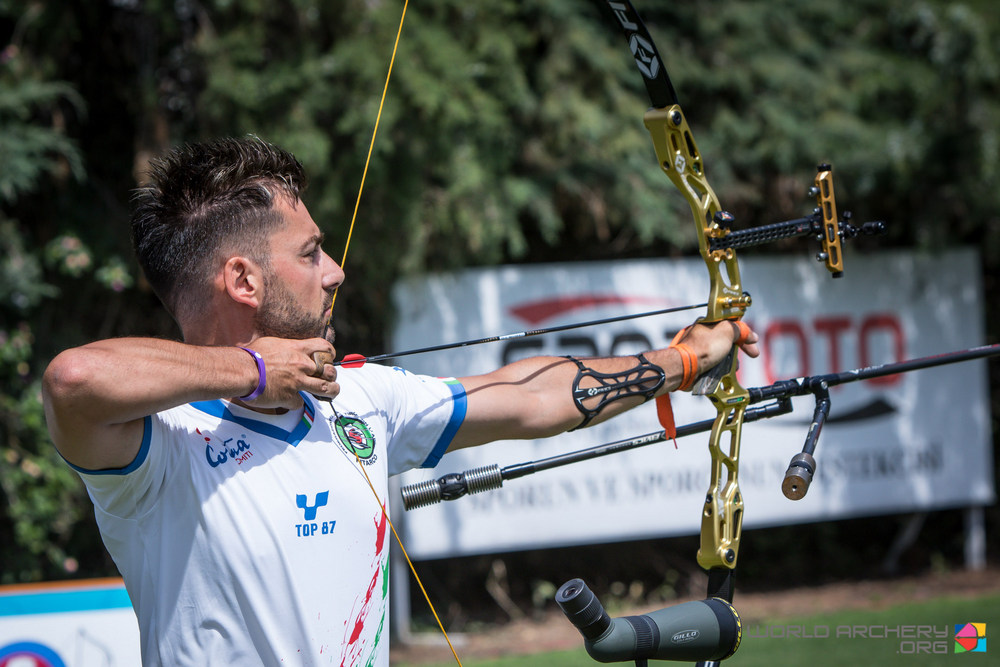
top-left (334, 416), bottom-right (376, 459)
top-left (0, 641), bottom-right (67, 667)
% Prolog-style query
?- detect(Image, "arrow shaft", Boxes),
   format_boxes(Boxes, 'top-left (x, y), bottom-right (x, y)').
top-left (337, 300), bottom-right (710, 366)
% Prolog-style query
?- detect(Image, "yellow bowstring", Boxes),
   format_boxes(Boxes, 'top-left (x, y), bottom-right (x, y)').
top-left (329, 2), bottom-right (463, 664)
top-left (349, 442), bottom-right (463, 665)
top-left (328, 0), bottom-right (409, 315)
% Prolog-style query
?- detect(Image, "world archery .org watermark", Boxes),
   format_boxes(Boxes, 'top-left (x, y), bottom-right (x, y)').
top-left (745, 622), bottom-right (987, 655)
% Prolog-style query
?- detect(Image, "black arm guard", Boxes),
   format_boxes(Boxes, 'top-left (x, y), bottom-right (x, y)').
top-left (567, 353), bottom-right (666, 430)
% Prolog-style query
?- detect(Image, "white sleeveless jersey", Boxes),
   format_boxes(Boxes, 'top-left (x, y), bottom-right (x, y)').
top-left (72, 364), bottom-right (466, 666)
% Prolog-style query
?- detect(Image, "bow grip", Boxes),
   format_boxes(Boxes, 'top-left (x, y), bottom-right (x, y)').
top-left (691, 346), bottom-right (737, 397)
top-left (689, 319), bottom-right (751, 396)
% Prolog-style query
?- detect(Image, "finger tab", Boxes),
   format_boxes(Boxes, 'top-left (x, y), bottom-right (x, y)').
top-left (312, 351), bottom-right (335, 377)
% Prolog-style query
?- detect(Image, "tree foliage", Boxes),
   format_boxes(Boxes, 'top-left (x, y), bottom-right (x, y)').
top-left (0, 29), bottom-right (95, 582)
top-left (0, 0), bottom-right (998, 583)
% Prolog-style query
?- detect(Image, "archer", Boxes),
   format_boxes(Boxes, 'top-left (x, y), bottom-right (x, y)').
top-left (41, 136), bottom-right (758, 666)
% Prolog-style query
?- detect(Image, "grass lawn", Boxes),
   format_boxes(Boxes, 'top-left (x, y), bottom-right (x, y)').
top-left (394, 592), bottom-right (997, 666)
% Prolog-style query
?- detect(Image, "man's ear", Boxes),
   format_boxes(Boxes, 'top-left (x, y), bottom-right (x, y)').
top-left (222, 256), bottom-right (264, 308)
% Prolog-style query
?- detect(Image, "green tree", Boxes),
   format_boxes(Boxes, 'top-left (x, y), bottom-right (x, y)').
top-left (1, 0), bottom-right (998, 585)
top-left (0, 50), bottom-right (89, 583)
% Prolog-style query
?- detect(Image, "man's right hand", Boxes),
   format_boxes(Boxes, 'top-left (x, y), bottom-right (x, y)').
top-left (238, 336), bottom-right (339, 409)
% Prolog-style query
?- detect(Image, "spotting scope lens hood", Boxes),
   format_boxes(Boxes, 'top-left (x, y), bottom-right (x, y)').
top-left (556, 578), bottom-right (742, 663)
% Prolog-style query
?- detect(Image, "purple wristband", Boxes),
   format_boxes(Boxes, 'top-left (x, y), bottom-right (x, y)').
top-left (238, 347), bottom-right (266, 401)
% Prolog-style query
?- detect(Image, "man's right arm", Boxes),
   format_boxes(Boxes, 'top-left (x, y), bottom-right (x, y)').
top-left (42, 337), bottom-right (339, 471)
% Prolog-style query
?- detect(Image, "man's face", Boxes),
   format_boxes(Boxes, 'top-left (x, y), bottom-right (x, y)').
top-left (254, 196), bottom-right (343, 343)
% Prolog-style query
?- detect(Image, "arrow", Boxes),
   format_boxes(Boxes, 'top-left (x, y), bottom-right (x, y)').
top-left (336, 300), bottom-right (713, 368)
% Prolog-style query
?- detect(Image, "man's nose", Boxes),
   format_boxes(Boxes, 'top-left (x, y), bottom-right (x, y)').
top-left (322, 252), bottom-right (345, 290)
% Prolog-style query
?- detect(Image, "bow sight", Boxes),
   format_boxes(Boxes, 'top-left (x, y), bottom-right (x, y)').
top-left (707, 165), bottom-right (887, 280)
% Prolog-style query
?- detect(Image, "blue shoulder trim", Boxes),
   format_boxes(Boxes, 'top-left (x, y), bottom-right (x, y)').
top-left (190, 395), bottom-right (315, 447)
top-left (419, 379), bottom-right (467, 468)
top-left (65, 415), bottom-right (152, 476)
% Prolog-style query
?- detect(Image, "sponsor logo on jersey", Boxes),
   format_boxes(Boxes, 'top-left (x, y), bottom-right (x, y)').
top-left (331, 413), bottom-right (377, 466)
top-left (198, 428), bottom-right (254, 467)
top-left (295, 491), bottom-right (335, 538)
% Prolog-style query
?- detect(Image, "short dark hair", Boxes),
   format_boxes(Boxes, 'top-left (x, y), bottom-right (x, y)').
top-left (130, 136), bottom-right (307, 319)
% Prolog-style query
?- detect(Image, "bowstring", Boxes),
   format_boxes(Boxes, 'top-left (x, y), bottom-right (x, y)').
top-left (326, 2), bottom-right (463, 664)
top-left (331, 405), bottom-right (462, 664)
top-left (327, 0), bottom-right (409, 316)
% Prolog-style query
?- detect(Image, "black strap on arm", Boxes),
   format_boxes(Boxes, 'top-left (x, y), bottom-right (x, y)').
top-left (567, 353), bottom-right (666, 430)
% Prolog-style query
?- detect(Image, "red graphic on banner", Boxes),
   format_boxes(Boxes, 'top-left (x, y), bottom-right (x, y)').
top-left (510, 295), bottom-right (673, 325)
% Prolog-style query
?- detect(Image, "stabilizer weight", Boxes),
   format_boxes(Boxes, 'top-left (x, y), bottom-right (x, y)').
top-left (782, 452), bottom-right (817, 500)
top-left (401, 464), bottom-right (504, 510)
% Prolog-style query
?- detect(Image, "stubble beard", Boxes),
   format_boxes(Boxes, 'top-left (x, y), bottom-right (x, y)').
top-left (255, 277), bottom-right (336, 343)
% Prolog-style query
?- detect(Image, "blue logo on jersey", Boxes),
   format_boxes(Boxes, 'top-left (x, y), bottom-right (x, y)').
top-left (296, 491), bottom-right (329, 520)
top-left (295, 491), bottom-right (335, 538)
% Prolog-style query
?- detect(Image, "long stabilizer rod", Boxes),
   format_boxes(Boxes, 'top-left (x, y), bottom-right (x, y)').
top-left (401, 399), bottom-right (793, 510)
top-left (401, 343), bottom-right (1000, 510)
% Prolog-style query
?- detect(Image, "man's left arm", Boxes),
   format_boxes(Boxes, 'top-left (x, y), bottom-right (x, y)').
top-left (451, 321), bottom-right (759, 449)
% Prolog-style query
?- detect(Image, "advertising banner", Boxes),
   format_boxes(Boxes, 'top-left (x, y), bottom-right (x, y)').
top-left (392, 249), bottom-right (995, 559)
top-left (0, 579), bottom-right (139, 666)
